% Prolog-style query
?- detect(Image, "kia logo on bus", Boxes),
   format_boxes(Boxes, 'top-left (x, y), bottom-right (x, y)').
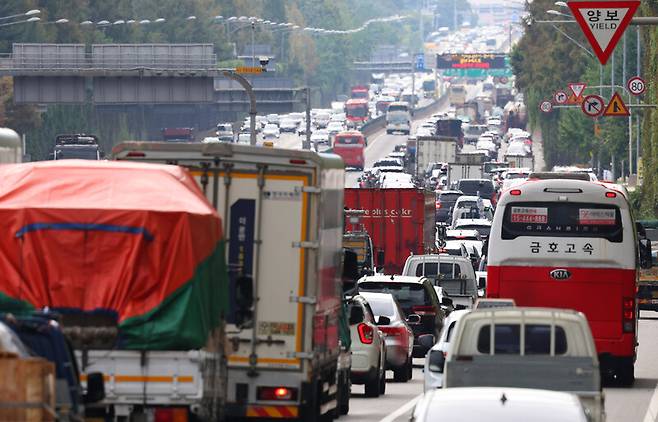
top-left (550, 269), bottom-right (571, 280)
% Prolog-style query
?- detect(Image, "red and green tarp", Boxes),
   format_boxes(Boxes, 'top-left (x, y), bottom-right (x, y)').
top-left (0, 160), bottom-right (228, 350)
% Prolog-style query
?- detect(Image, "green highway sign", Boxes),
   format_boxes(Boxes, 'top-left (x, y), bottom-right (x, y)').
top-left (441, 68), bottom-right (513, 77)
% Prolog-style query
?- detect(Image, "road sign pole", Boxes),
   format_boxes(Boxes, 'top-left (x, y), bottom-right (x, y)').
top-left (636, 25), bottom-right (641, 183)
top-left (223, 70), bottom-right (257, 146)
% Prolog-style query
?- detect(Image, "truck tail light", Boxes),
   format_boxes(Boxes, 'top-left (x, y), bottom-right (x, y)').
top-left (358, 323), bottom-right (374, 344)
top-left (154, 407), bottom-right (188, 422)
top-left (622, 297), bottom-right (635, 333)
top-left (412, 305), bottom-right (436, 316)
top-left (257, 386), bottom-right (298, 401)
top-left (126, 151), bottom-right (146, 158)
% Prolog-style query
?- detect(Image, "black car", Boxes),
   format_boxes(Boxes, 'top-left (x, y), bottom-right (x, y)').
top-left (456, 179), bottom-right (497, 204)
top-left (436, 190), bottom-right (463, 223)
top-left (357, 275), bottom-right (447, 357)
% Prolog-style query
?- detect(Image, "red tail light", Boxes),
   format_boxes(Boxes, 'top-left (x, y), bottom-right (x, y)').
top-left (412, 305), bottom-right (436, 316)
top-left (605, 191), bottom-right (617, 198)
top-left (510, 189), bottom-right (522, 196)
top-left (379, 326), bottom-right (404, 337)
top-left (154, 408), bottom-right (188, 422)
top-left (358, 323), bottom-right (374, 344)
top-left (622, 297), bottom-right (635, 333)
top-left (436, 201), bottom-right (442, 209)
top-left (126, 151), bottom-right (146, 158)
top-left (257, 386), bottom-right (298, 401)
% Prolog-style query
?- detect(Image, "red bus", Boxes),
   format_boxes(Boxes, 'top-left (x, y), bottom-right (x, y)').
top-left (487, 179), bottom-right (640, 385)
top-left (345, 99), bottom-right (369, 127)
top-left (333, 131), bottom-right (366, 170)
top-left (351, 85), bottom-right (369, 99)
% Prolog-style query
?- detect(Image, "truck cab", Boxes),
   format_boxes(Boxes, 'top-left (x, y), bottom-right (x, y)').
top-left (52, 134), bottom-right (102, 160)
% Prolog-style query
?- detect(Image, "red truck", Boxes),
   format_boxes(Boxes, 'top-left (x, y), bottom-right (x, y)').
top-left (344, 188), bottom-right (436, 274)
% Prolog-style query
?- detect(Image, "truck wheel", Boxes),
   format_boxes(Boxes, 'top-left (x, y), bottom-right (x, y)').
top-left (618, 359), bottom-right (635, 387)
top-left (364, 365), bottom-right (381, 398)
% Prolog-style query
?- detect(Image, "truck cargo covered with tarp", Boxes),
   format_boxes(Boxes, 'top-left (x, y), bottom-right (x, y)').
top-left (0, 160), bottom-right (227, 350)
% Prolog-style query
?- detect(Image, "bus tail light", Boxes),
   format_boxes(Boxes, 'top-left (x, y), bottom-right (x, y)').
top-left (509, 189), bottom-right (522, 196)
top-left (154, 408), bottom-right (188, 422)
top-left (358, 323), bottom-right (374, 344)
top-left (622, 297), bottom-right (635, 333)
top-left (605, 191), bottom-right (617, 198)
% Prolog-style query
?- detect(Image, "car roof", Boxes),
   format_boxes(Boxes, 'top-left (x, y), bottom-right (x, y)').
top-left (359, 291), bottom-right (396, 302)
top-left (455, 195), bottom-right (480, 202)
top-left (406, 254), bottom-right (470, 264)
top-left (416, 388), bottom-right (586, 421)
top-left (446, 229), bottom-right (480, 236)
top-left (358, 275), bottom-right (427, 284)
top-left (455, 218), bottom-right (492, 226)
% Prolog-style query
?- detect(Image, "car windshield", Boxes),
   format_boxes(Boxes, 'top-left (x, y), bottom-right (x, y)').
top-left (364, 297), bottom-right (396, 317)
top-left (358, 282), bottom-right (430, 310)
top-left (458, 180), bottom-right (494, 197)
top-left (55, 147), bottom-right (98, 160)
top-left (457, 225), bottom-right (491, 238)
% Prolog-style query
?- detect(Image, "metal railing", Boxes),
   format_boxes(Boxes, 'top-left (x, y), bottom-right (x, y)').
top-left (0, 52), bottom-right (218, 71)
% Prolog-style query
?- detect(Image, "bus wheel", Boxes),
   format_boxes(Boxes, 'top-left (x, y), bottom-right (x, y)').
top-left (618, 359), bottom-right (635, 387)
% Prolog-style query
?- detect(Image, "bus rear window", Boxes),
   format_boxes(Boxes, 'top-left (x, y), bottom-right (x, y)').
top-left (388, 105), bottom-right (408, 113)
top-left (335, 136), bottom-right (363, 145)
top-left (502, 202), bottom-right (622, 242)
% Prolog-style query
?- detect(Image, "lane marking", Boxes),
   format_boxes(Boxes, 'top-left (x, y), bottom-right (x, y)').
top-left (643, 382), bottom-right (658, 422)
top-left (378, 393), bottom-right (423, 422)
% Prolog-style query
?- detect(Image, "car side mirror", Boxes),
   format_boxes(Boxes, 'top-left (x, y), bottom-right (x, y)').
top-left (406, 314), bottom-right (421, 325)
top-left (482, 238), bottom-right (489, 256)
top-left (418, 334), bottom-right (435, 350)
top-left (377, 250), bottom-right (386, 267)
top-left (84, 372), bottom-right (105, 404)
top-left (478, 276), bottom-right (486, 290)
top-left (349, 306), bottom-right (364, 325)
top-left (640, 238), bottom-right (652, 269)
top-left (343, 249), bottom-right (360, 281)
top-left (441, 297), bottom-right (453, 307)
top-left (428, 350), bottom-right (446, 373)
top-left (376, 315), bottom-right (391, 325)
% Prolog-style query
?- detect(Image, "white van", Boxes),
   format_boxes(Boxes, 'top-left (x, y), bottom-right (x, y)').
top-left (386, 102), bottom-right (411, 135)
top-left (444, 307), bottom-right (603, 422)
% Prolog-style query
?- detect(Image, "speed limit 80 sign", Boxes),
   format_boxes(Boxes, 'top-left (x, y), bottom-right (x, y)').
top-left (627, 76), bottom-right (646, 96)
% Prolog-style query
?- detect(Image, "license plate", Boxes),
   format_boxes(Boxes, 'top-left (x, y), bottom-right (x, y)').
top-left (652, 299), bottom-right (658, 304)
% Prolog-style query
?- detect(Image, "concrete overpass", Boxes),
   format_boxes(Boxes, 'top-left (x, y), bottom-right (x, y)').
top-left (0, 43), bottom-right (304, 138)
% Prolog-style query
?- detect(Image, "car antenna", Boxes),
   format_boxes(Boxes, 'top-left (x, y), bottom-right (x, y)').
top-left (390, 274), bottom-right (395, 281)
top-left (500, 393), bottom-right (508, 405)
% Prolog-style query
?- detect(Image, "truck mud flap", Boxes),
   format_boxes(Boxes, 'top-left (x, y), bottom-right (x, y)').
top-left (225, 403), bottom-right (299, 419)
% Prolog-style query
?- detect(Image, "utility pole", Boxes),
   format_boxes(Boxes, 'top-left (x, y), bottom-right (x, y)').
top-left (636, 26), bottom-right (641, 183)
top-left (304, 87), bottom-right (312, 150)
top-left (223, 70), bottom-right (257, 146)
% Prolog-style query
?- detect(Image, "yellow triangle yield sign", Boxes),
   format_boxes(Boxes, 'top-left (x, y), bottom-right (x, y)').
top-left (603, 92), bottom-right (630, 117)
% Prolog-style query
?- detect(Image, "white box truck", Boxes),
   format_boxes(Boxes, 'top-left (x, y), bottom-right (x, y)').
top-left (113, 141), bottom-right (347, 420)
top-left (416, 136), bottom-right (458, 177)
top-left (504, 153), bottom-right (535, 171)
top-left (447, 162), bottom-right (484, 188)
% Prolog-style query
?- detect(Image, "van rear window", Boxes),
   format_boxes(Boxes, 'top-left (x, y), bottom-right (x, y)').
top-left (477, 324), bottom-right (567, 355)
top-left (358, 282), bottom-right (430, 308)
top-left (502, 201), bottom-right (623, 242)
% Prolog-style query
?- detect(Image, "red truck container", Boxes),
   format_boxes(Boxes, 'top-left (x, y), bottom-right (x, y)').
top-left (351, 85), bottom-right (369, 99)
top-left (344, 188), bottom-right (436, 274)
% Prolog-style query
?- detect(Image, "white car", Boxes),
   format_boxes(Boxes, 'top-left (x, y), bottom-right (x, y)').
top-left (262, 123), bottom-right (280, 139)
top-left (444, 229), bottom-right (483, 256)
top-left (412, 388), bottom-right (589, 422)
top-left (506, 141), bottom-right (528, 156)
top-left (453, 218), bottom-right (492, 240)
top-left (237, 132), bottom-right (251, 144)
top-left (326, 121), bottom-right (345, 137)
top-left (310, 129), bottom-right (331, 147)
top-left (279, 118), bottom-right (298, 133)
top-left (360, 292), bottom-right (415, 382)
top-left (501, 168), bottom-right (531, 191)
top-left (424, 309), bottom-right (470, 390)
top-left (348, 295), bottom-right (387, 397)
